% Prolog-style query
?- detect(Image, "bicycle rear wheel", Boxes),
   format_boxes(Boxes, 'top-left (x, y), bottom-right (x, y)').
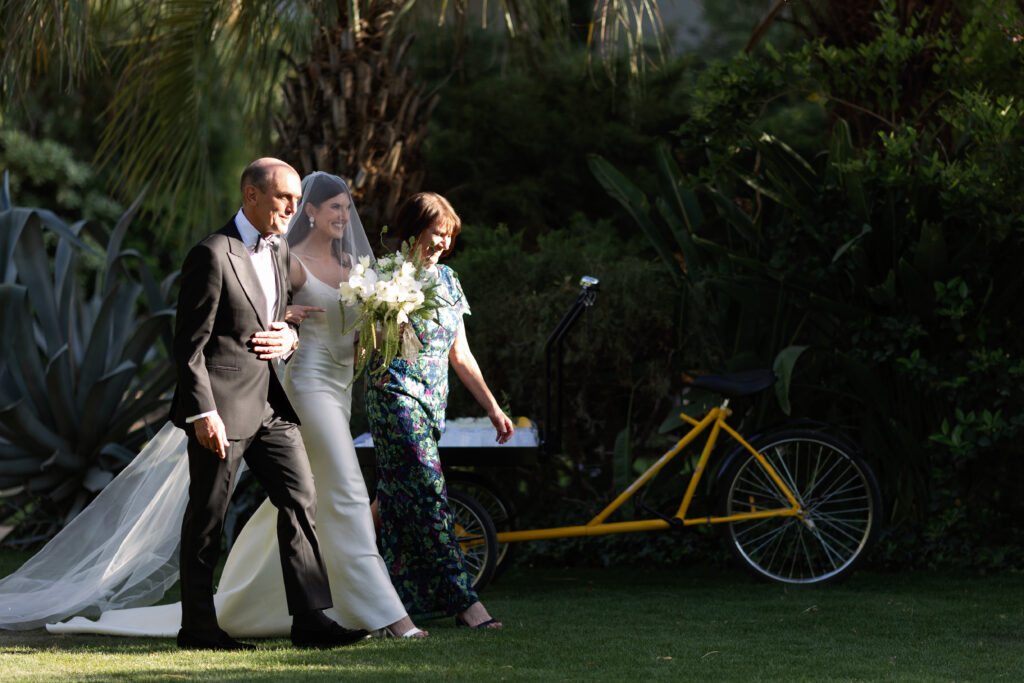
top-left (448, 487), bottom-right (498, 592)
top-left (446, 472), bottom-right (516, 579)
top-left (719, 429), bottom-right (882, 584)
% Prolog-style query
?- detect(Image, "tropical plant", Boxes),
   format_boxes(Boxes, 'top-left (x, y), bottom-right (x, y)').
top-left (1, 0), bottom-right (667, 246)
top-left (0, 175), bottom-right (176, 545)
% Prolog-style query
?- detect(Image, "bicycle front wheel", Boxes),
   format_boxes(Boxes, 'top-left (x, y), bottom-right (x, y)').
top-left (719, 429), bottom-right (882, 584)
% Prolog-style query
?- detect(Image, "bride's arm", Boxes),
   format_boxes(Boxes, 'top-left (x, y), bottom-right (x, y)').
top-left (285, 254), bottom-right (324, 325)
top-left (289, 252), bottom-right (307, 292)
top-left (449, 320), bottom-right (514, 444)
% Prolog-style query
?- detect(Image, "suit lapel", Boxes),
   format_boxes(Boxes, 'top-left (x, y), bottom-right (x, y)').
top-left (221, 222), bottom-right (269, 329)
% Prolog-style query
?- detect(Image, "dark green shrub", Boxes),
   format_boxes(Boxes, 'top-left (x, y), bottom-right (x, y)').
top-left (593, 1), bottom-right (1024, 569)
top-left (423, 50), bottom-right (697, 240)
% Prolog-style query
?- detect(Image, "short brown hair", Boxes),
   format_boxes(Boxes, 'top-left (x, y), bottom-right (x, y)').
top-left (393, 192), bottom-right (461, 258)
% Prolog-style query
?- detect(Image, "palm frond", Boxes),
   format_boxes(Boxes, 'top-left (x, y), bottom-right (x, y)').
top-left (95, 0), bottom-right (327, 237)
top-left (0, 0), bottom-right (110, 102)
top-left (588, 0), bottom-right (665, 84)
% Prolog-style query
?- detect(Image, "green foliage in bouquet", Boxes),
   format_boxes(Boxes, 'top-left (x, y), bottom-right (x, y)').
top-left (0, 173), bottom-right (176, 546)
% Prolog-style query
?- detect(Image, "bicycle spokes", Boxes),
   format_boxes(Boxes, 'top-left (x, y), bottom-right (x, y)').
top-left (722, 432), bottom-right (880, 584)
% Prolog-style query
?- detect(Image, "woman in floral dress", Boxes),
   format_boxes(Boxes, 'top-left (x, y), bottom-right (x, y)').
top-left (365, 192), bottom-right (514, 629)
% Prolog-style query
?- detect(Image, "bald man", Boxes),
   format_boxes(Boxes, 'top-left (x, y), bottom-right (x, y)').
top-left (170, 158), bottom-right (367, 650)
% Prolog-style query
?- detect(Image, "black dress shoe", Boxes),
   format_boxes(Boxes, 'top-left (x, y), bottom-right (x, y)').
top-left (177, 628), bottom-right (257, 651)
top-left (290, 621), bottom-right (370, 649)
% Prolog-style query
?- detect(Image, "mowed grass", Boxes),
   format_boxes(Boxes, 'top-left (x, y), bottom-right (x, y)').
top-left (2, 548), bottom-right (1023, 681)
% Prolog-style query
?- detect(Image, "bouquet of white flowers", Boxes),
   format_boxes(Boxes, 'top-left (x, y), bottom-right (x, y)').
top-left (339, 240), bottom-right (442, 377)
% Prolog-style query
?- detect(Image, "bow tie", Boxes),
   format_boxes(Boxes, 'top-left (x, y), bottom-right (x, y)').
top-left (252, 235), bottom-right (280, 253)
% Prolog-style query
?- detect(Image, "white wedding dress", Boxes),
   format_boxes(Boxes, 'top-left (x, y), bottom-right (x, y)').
top-left (45, 259), bottom-right (407, 637)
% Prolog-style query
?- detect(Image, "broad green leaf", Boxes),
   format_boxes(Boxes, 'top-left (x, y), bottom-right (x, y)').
top-left (104, 365), bottom-right (175, 441)
top-left (120, 311), bottom-right (175, 367)
top-left (0, 440), bottom-right (34, 459)
top-left (833, 224), bottom-right (873, 263)
top-left (700, 185), bottom-right (759, 244)
top-left (867, 269), bottom-right (897, 305)
top-left (755, 132), bottom-right (818, 192)
top-left (588, 154), bottom-right (683, 287)
top-left (654, 141), bottom-right (703, 277)
top-left (79, 362), bottom-right (138, 456)
top-left (76, 283), bottom-right (124, 405)
top-left (104, 191), bottom-right (147, 295)
top-left (773, 345), bottom-right (809, 415)
top-left (0, 399), bottom-right (70, 457)
top-left (828, 119), bottom-right (868, 222)
top-left (0, 284), bottom-right (55, 426)
top-left (655, 198), bottom-right (701, 283)
top-left (98, 442), bottom-right (139, 469)
top-left (44, 346), bottom-right (81, 441)
top-left (0, 457), bottom-right (43, 476)
top-left (10, 216), bottom-right (62, 354)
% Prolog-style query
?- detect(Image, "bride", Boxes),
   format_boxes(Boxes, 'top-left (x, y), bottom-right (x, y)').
top-left (0, 172), bottom-right (426, 639)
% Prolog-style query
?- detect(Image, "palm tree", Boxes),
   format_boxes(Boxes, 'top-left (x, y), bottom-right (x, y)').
top-left (1, 1), bottom-right (666, 244)
top-left (275, 2), bottom-right (436, 238)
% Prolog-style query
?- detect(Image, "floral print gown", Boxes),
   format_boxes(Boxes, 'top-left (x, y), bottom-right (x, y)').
top-left (365, 264), bottom-right (478, 619)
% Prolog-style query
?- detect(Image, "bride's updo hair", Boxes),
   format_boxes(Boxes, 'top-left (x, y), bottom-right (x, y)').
top-left (393, 192), bottom-right (461, 259)
top-left (305, 173), bottom-right (347, 207)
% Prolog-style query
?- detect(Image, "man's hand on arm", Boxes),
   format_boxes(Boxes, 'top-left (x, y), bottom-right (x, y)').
top-left (250, 321), bottom-right (298, 360)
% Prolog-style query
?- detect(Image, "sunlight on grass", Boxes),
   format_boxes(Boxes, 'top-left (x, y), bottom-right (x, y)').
top-left (3, 561), bottom-right (1024, 680)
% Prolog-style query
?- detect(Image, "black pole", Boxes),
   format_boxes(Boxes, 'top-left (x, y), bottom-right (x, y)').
top-left (541, 276), bottom-right (599, 459)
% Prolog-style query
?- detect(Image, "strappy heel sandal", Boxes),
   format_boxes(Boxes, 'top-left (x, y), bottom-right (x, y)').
top-left (377, 626), bottom-right (427, 638)
top-left (455, 615), bottom-right (502, 629)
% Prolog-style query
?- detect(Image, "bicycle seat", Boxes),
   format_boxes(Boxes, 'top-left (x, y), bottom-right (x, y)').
top-left (683, 369), bottom-right (777, 399)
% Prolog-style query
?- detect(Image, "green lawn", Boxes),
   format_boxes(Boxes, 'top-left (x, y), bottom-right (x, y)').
top-left (2, 549), bottom-right (1022, 681)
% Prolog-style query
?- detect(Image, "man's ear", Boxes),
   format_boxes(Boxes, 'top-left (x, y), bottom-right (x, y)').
top-left (242, 184), bottom-right (257, 206)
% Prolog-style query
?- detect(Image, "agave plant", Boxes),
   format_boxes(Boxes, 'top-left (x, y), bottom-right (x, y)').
top-left (0, 173), bottom-right (176, 544)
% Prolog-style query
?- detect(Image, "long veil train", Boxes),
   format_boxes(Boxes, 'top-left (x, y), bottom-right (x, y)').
top-left (0, 422), bottom-right (189, 630)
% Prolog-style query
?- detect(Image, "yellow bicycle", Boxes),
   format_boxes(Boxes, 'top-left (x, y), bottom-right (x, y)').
top-left (477, 369), bottom-right (882, 586)
top-left (441, 277), bottom-right (882, 588)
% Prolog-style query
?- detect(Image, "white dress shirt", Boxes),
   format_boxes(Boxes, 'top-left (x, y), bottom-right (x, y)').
top-left (234, 209), bottom-right (279, 324)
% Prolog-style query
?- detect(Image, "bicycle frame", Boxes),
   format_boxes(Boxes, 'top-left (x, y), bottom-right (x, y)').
top-left (495, 400), bottom-right (804, 544)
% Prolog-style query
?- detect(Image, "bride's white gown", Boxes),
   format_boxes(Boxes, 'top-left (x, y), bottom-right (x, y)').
top-left (47, 261), bottom-right (406, 637)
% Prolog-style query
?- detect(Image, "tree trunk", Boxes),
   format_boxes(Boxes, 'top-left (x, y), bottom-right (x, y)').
top-left (275, 2), bottom-right (439, 248)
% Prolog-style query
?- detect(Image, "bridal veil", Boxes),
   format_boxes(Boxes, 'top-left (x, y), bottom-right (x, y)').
top-left (0, 423), bottom-right (188, 630)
